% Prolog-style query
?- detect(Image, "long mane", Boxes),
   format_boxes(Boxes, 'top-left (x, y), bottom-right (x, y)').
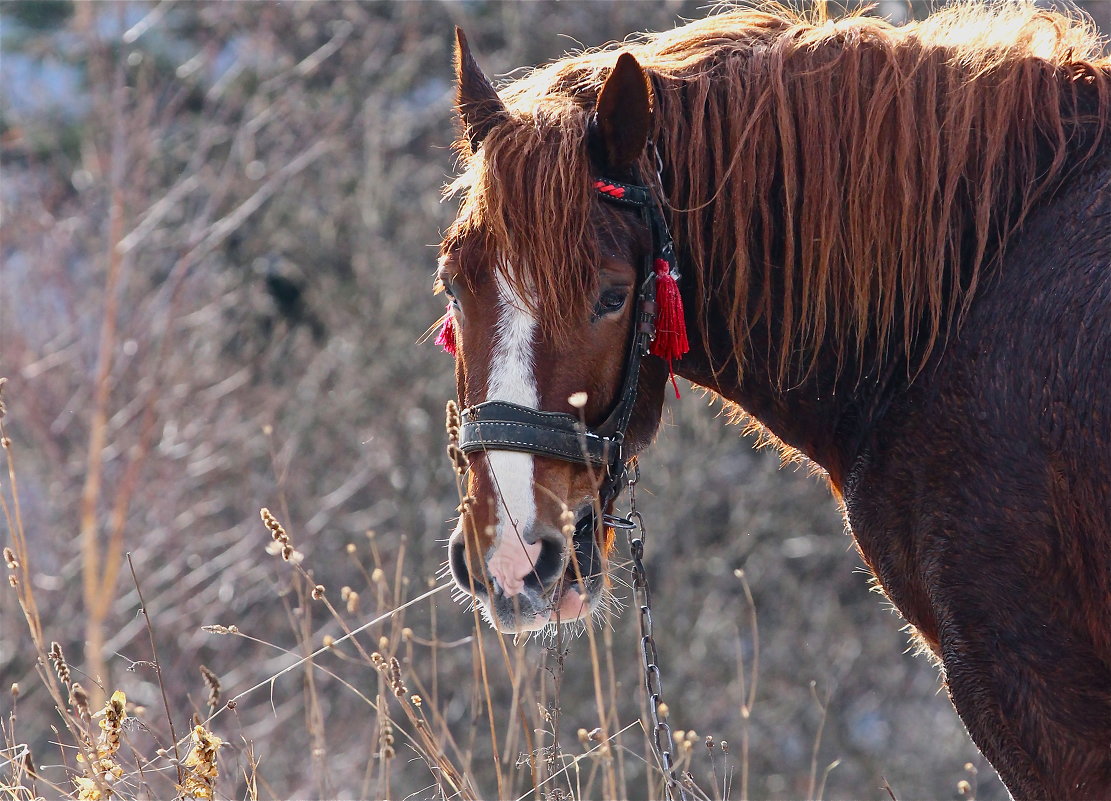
top-left (447, 1), bottom-right (1110, 382)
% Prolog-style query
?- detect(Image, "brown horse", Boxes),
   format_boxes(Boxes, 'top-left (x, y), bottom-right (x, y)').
top-left (435, 3), bottom-right (1111, 798)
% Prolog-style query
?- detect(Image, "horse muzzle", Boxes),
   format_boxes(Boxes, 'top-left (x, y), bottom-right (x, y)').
top-left (448, 508), bottom-right (605, 633)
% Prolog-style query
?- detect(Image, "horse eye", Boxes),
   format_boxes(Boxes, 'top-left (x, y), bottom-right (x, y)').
top-left (436, 277), bottom-right (461, 309)
top-left (594, 288), bottom-right (628, 318)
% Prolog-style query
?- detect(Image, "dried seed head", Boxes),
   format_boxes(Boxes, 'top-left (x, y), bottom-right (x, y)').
top-left (720, 740), bottom-right (729, 753)
top-left (311, 584), bottom-right (325, 601)
top-left (346, 590), bottom-right (359, 614)
top-left (3, 547), bottom-right (17, 569)
top-left (388, 656), bottom-right (407, 697)
top-left (7, 575), bottom-right (16, 588)
top-left (371, 568), bottom-right (385, 584)
top-left (704, 735), bottom-right (715, 750)
top-left (587, 727), bottom-right (603, 742)
top-left (10, 682), bottom-right (18, 698)
top-left (48, 642), bottom-right (71, 688)
top-left (345, 543), bottom-right (356, 554)
top-left (410, 694), bottom-right (422, 707)
top-left (260, 508), bottom-right (287, 541)
top-left (657, 702), bottom-right (669, 718)
top-left (323, 635), bottom-right (335, 648)
top-left (560, 506), bottom-right (575, 537)
top-left (379, 717), bottom-right (396, 759)
top-left (202, 624), bottom-right (239, 635)
top-left (70, 683), bottom-right (89, 718)
top-left (577, 728), bottom-right (589, 745)
top-left (401, 627), bottom-right (412, 641)
top-left (446, 443), bottom-right (469, 474)
top-left (445, 400), bottom-right (461, 442)
top-left (958, 780), bottom-right (972, 795)
top-left (199, 665), bottom-right (221, 709)
top-left (378, 635), bottom-right (389, 651)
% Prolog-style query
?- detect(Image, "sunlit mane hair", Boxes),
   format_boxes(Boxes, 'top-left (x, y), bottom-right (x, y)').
top-left (446, 1), bottom-right (1110, 382)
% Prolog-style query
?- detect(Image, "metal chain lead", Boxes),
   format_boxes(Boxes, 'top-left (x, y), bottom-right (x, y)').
top-left (624, 459), bottom-right (689, 801)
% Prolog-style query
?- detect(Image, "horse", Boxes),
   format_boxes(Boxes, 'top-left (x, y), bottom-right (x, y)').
top-left (434, 3), bottom-right (1111, 798)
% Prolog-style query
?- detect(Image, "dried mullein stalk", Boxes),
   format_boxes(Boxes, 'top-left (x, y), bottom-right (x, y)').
top-left (179, 724), bottom-right (222, 800)
top-left (73, 690), bottom-right (128, 799)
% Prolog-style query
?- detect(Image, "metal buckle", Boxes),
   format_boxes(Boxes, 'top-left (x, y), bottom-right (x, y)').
top-left (601, 513), bottom-right (637, 529)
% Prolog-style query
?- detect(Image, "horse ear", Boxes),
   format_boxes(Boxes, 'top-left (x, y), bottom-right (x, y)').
top-left (455, 27), bottom-right (507, 153)
top-left (593, 52), bottom-right (652, 172)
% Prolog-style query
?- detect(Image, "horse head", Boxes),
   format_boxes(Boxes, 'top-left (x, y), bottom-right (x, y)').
top-left (437, 31), bottom-right (676, 633)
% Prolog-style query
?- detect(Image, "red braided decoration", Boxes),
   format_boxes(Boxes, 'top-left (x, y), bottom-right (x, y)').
top-left (593, 180), bottom-right (626, 199)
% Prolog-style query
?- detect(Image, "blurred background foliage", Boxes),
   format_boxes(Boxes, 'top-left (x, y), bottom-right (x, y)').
top-left (2, 2), bottom-right (1107, 799)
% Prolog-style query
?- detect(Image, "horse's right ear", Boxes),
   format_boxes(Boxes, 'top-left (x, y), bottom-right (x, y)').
top-left (455, 28), bottom-right (507, 154)
top-left (592, 52), bottom-right (652, 172)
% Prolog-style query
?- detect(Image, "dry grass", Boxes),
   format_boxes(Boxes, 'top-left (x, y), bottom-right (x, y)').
top-left (0, 376), bottom-right (713, 800)
top-left (0, 373), bottom-right (974, 800)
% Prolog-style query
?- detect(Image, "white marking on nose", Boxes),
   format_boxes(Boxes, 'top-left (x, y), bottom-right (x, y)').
top-left (484, 269), bottom-right (541, 597)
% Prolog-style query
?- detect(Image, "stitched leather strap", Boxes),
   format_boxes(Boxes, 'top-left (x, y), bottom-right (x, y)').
top-left (458, 401), bottom-right (617, 466)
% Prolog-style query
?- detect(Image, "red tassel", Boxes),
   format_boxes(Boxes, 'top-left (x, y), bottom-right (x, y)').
top-left (435, 305), bottom-right (457, 357)
top-left (649, 258), bottom-right (688, 398)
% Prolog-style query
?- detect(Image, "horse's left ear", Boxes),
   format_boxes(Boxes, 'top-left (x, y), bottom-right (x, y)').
top-left (593, 52), bottom-right (652, 172)
top-left (455, 27), bottom-right (507, 153)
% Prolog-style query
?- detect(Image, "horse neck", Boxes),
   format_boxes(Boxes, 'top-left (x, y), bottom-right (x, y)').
top-left (675, 291), bottom-right (906, 493)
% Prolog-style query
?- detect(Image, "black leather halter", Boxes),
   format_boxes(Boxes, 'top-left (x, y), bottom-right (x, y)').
top-left (457, 168), bottom-right (677, 519)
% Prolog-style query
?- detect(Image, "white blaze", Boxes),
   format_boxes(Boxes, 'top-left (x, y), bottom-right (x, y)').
top-left (484, 270), bottom-right (541, 596)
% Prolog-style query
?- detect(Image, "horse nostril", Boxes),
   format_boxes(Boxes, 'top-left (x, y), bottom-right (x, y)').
top-left (449, 538), bottom-right (484, 595)
top-left (523, 534), bottom-right (566, 593)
